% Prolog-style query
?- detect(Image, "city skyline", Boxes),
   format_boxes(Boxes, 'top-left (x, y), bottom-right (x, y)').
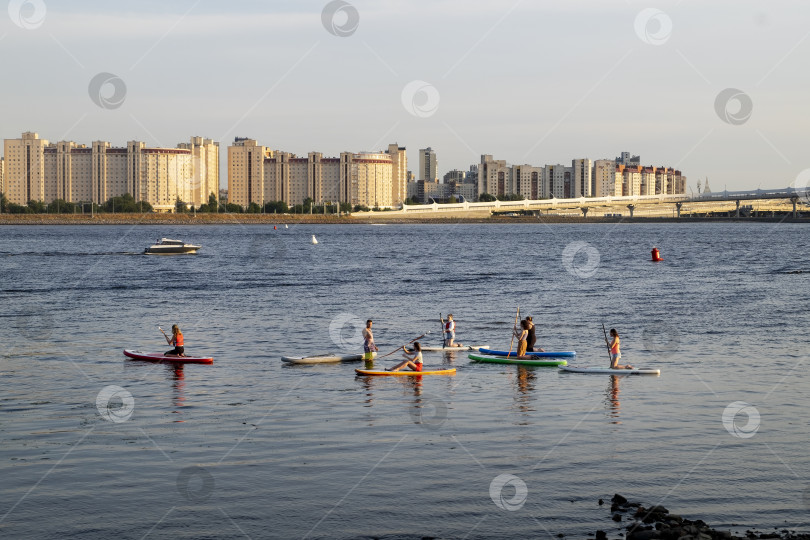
top-left (1, 2), bottom-right (809, 193)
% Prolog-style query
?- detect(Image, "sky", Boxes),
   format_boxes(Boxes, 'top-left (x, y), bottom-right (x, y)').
top-left (1, 0), bottom-right (809, 192)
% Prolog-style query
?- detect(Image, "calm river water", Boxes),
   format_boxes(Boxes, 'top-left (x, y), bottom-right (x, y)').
top-left (1, 222), bottom-right (809, 539)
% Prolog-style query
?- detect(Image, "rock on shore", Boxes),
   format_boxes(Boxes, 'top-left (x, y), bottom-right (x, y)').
top-left (598, 494), bottom-right (808, 540)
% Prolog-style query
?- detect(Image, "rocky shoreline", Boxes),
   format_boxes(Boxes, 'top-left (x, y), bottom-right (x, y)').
top-left (594, 494), bottom-right (807, 540)
top-left (0, 213), bottom-right (807, 226)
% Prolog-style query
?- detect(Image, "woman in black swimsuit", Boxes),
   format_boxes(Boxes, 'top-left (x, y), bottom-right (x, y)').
top-left (525, 317), bottom-right (545, 352)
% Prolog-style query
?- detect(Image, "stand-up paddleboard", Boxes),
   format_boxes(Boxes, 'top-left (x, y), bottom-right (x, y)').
top-left (280, 352), bottom-right (374, 364)
top-left (123, 349), bottom-right (213, 365)
top-left (469, 353), bottom-right (567, 367)
top-left (355, 368), bottom-right (456, 376)
top-left (559, 365), bottom-right (660, 375)
top-left (419, 345), bottom-right (488, 352)
top-left (479, 348), bottom-right (576, 358)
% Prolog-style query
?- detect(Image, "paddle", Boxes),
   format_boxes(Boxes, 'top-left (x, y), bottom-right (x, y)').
top-left (602, 323), bottom-right (613, 364)
top-left (439, 313), bottom-right (445, 349)
top-left (158, 326), bottom-right (171, 344)
top-left (507, 306), bottom-right (520, 357)
top-left (379, 331), bottom-right (431, 358)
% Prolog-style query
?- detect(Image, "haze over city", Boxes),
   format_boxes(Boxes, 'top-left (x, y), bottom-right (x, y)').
top-left (2, 0), bottom-right (809, 191)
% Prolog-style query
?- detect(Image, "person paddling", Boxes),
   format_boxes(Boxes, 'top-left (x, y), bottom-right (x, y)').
top-left (163, 324), bottom-right (186, 357)
top-left (362, 319), bottom-right (379, 369)
top-left (442, 314), bottom-right (463, 348)
top-left (387, 342), bottom-right (423, 372)
top-left (606, 328), bottom-right (633, 369)
top-left (525, 316), bottom-right (545, 352)
top-left (513, 319), bottom-right (529, 358)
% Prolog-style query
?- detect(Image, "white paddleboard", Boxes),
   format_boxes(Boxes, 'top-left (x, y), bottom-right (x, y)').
top-left (418, 345), bottom-right (487, 352)
top-left (280, 352), bottom-right (375, 364)
top-left (559, 365), bottom-right (660, 375)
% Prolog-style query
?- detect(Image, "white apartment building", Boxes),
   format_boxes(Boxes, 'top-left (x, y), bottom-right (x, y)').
top-left (544, 164), bottom-right (571, 198)
top-left (572, 158), bottom-right (592, 197)
top-left (0, 157), bottom-right (5, 195)
top-left (512, 165), bottom-right (544, 199)
top-left (418, 147), bottom-right (438, 182)
top-left (3, 132), bottom-right (219, 209)
top-left (479, 155), bottom-right (511, 197)
top-left (228, 138), bottom-right (402, 208)
top-left (593, 159), bottom-right (617, 197)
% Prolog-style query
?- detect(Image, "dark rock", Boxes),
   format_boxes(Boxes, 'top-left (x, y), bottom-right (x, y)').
top-left (596, 530), bottom-right (608, 540)
top-left (612, 503), bottom-right (621, 512)
top-left (613, 494), bottom-right (629, 505)
top-left (627, 530), bottom-right (661, 540)
top-left (598, 498), bottom-right (604, 506)
top-left (758, 534), bottom-right (780, 539)
top-left (650, 506), bottom-right (669, 514)
top-left (667, 514), bottom-right (684, 523)
top-left (613, 514), bottom-right (623, 522)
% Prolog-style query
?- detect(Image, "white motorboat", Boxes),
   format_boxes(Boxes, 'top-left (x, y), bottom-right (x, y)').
top-left (144, 238), bottom-right (201, 255)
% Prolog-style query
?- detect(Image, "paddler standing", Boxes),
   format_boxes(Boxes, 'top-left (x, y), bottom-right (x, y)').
top-left (441, 314), bottom-right (463, 348)
top-left (362, 319), bottom-right (378, 369)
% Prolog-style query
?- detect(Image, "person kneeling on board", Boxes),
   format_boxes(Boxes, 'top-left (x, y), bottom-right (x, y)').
top-left (607, 328), bottom-right (633, 369)
top-left (525, 316), bottom-right (545, 352)
top-left (387, 342), bottom-right (423, 372)
top-left (164, 324), bottom-right (186, 357)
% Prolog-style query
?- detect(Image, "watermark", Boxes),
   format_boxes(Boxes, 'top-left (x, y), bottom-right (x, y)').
top-left (96, 385), bottom-right (135, 423)
top-left (176, 465), bottom-right (215, 502)
top-left (714, 88), bottom-right (753, 126)
top-left (321, 0), bottom-right (359, 37)
top-left (722, 401), bottom-right (760, 439)
top-left (8, 0), bottom-right (46, 30)
top-left (641, 324), bottom-right (680, 359)
top-left (328, 312), bottom-right (365, 352)
top-left (401, 80), bottom-right (440, 118)
top-left (88, 73), bottom-right (127, 110)
top-left (561, 241), bottom-right (600, 279)
top-left (489, 473), bottom-right (528, 511)
top-left (634, 8), bottom-right (672, 46)
top-left (409, 394), bottom-right (448, 430)
top-left (793, 169), bottom-right (810, 205)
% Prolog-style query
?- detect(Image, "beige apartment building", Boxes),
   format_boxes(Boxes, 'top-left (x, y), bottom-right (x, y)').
top-left (3, 132), bottom-right (219, 210)
top-left (228, 138), bottom-right (404, 208)
top-left (0, 157), bottom-right (4, 195)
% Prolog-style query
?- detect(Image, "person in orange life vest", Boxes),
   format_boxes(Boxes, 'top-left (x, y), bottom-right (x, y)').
top-left (164, 324), bottom-right (186, 357)
top-left (442, 314), bottom-right (463, 348)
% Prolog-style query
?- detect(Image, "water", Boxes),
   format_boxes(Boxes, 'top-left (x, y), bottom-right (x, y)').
top-left (1, 222), bottom-right (809, 539)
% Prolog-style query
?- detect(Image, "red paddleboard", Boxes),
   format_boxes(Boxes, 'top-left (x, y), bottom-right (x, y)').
top-left (123, 349), bottom-right (213, 365)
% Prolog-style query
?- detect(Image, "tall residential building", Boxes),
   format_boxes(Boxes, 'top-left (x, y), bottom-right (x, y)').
top-left (616, 152), bottom-right (640, 166)
top-left (593, 159), bottom-right (618, 197)
top-left (0, 157), bottom-right (5, 195)
top-left (177, 137), bottom-right (220, 205)
top-left (544, 164), bottom-right (571, 198)
top-left (443, 169), bottom-right (466, 184)
top-left (385, 143), bottom-right (407, 206)
top-left (227, 138), bottom-right (402, 208)
top-left (3, 132), bottom-right (216, 209)
top-left (418, 147), bottom-right (438, 182)
top-left (479, 155), bottom-right (510, 196)
top-left (512, 165), bottom-right (543, 199)
top-left (618, 165), bottom-right (643, 196)
top-left (572, 158), bottom-right (593, 197)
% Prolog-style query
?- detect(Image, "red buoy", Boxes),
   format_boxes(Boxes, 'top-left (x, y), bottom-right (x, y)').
top-left (651, 247), bottom-right (663, 262)
top-left (274, 225), bottom-right (277, 230)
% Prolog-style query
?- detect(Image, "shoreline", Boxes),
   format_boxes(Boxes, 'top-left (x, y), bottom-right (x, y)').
top-left (0, 213), bottom-right (808, 225)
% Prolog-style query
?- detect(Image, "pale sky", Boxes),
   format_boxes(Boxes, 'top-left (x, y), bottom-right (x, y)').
top-left (2, 0), bottom-right (809, 192)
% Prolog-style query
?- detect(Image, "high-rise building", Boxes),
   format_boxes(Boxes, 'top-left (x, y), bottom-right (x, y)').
top-left (593, 160), bottom-right (618, 197)
top-left (616, 152), bottom-right (640, 166)
top-left (479, 155), bottom-right (510, 196)
top-left (3, 132), bottom-right (216, 210)
top-left (228, 138), bottom-right (403, 208)
top-left (544, 164), bottom-right (571, 198)
top-left (513, 165), bottom-right (543, 199)
top-left (418, 147), bottom-right (438, 182)
top-left (0, 157), bottom-right (5, 195)
top-left (572, 159), bottom-right (592, 197)
top-left (177, 137), bottom-right (220, 206)
top-left (385, 143), bottom-right (407, 206)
